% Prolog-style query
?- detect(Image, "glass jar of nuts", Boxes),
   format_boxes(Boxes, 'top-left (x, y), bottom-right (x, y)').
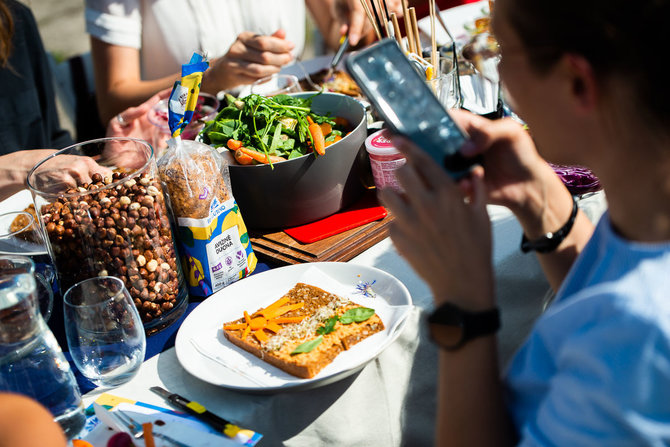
top-left (27, 137), bottom-right (188, 334)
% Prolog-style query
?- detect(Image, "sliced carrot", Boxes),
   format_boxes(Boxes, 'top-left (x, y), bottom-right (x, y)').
top-left (255, 297), bottom-right (290, 317)
top-left (234, 148), bottom-right (254, 165)
top-left (227, 139), bottom-right (243, 150)
top-left (263, 302), bottom-right (305, 320)
top-left (239, 146), bottom-right (286, 164)
top-left (334, 117), bottom-right (349, 127)
top-left (272, 316), bottom-right (306, 324)
top-left (306, 116), bottom-right (315, 125)
top-left (249, 316), bottom-right (267, 331)
top-left (223, 323), bottom-right (247, 330)
top-left (142, 423), bottom-right (156, 447)
top-left (265, 322), bottom-right (283, 333)
top-left (308, 122), bottom-right (326, 155)
top-left (325, 135), bottom-right (342, 147)
top-left (241, 325), bottom-right (251, 340)
top-left (243, 311), bottom-right (251, 326)
top-left (319, 122), bottom-right (332, 136)
top-left (254, 330), bottom-right (269, 342)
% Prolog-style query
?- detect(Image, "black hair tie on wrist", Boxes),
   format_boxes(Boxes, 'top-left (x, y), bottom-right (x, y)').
top-left (521, 195), bottom-right (578, 254)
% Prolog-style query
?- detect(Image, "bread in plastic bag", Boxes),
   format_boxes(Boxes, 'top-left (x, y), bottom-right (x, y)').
top-left (158, 139), bottom-right (256, 297)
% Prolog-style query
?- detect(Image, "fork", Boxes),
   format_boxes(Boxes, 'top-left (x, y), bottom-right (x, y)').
top-left (294, 56), bottom-right (321, 90)
top-left (113, 409), bottom-right (190, 447)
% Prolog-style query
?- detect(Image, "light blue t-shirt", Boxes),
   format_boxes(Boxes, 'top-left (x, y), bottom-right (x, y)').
top-left (505, 212), bottom-right (670, 446)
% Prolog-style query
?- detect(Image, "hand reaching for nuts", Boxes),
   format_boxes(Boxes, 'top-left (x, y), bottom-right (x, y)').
top-left (27, 154), bottom-right (113, 194)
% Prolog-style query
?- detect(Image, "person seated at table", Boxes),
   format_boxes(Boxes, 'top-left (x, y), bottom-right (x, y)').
top-left (0, 393), bottom-right (67, 447)
top-left (0, 0), bottom-right (73, 157)
top-left (380, 0), bottom-right (670, 444)
top-left (0, 0), bottom-right (114, 200)
top-left (86, 0), bottom-right (402, 124)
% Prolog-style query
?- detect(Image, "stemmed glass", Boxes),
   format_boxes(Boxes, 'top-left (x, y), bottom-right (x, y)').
top-left (64, 276), bottom-right (146, 388)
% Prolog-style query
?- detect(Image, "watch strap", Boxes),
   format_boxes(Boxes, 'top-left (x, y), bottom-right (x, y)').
top-left (427, 302), bottom-right (500, 350)
top-left (521, 195), bottom-right (578, 254)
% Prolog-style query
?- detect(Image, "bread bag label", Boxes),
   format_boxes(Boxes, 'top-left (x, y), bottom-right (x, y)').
top-left (177, 196), bottom-right (256, 297)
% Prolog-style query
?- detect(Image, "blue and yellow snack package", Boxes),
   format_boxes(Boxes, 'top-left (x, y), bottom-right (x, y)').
top-left (158, 54), bottom-right (256, 297)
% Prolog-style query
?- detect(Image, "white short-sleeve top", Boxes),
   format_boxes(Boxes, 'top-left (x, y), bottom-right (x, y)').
top-left (85, 0), bottom-right (306, 80)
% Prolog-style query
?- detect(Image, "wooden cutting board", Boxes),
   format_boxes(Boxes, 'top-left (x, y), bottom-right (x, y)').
top-left (249, 213), bottom-right (393, 265)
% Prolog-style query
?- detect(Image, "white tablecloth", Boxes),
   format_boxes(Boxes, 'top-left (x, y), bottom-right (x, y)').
top-left (80, 193), bottom-right (607, 446)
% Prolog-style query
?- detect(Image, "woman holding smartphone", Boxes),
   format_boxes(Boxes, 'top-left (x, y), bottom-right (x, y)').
top-left (381, 0), bottom-right (670, 444)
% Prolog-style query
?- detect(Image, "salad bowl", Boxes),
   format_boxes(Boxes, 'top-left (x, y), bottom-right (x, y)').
top-left (220, 92), bottom-right (369, 230)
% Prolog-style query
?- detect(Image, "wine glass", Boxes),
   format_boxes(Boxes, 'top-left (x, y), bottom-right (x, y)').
top-left (63, 276), bottom-right (146, 388)
top-left (251, 74), bottom-right (302, 96)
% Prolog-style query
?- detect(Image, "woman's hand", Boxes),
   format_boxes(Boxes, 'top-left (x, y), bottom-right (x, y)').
top-left (330, 0), bottom-right (404, 47)
top-left (380, 135), bottom-right (494, 310)
top-left (204, 29), bottom-right (295, 92)
top-left (1, 150), bottom-right (112, 200)
top-left (106, 88), bottom-right (171, 153)
top-left (452, 111), bottom-right (557, 212)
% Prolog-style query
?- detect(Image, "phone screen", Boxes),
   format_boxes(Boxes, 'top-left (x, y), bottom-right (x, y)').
top-left (346, 39), bottom-right (478, 177)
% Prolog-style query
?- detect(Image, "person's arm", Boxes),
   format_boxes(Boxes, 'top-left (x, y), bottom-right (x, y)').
top-left (456, 112), bottom-right (594, 291)
top-left (90, 37), bottom-right (175, 125)
top-left (91, 30), bottom-right (295, 124)
top-left (0, 150), bottom-right (112, 201)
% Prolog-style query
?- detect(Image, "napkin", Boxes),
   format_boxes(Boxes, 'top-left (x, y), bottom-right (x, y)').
top-left (83, 402), bottom-right (239, 446)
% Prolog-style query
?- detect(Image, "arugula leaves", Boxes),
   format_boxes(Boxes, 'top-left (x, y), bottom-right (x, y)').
top-left (291, 336), bottom-right (323, 355)
top-left (200, 93), bottom-right (342, 163)
top-left (316, 316), bottom-right (339, 335)
top-left (291, 307), bottom-right (376, 355)
top-left (339, 307), bottom-right (376, 325)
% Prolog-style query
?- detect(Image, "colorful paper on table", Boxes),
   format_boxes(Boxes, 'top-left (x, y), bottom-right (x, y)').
top-left (168, 53), bottom-right (209, 138)
top-left (77, 393), bottom-right (262, 446)
top-left (284, 193), bottom-right (387, 244)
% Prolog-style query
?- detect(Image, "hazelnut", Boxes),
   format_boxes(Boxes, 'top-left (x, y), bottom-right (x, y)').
top-left (140, 177), bottom-right (151, 186)
top-left (92, 173), bottom-right (103, 183)
top-left (129, 202), bottom-right (141, 211)
top-left (147, 185), bottom-right (160, 196)
top-left (119, 196), bottom-right (131, 206)
top-left (98, 269), bottom-right (108, 276)
top-left (146, 259), bottom-right (158, 272)
top-left (124, 179), bottom-right (137, 188)
top-left (137, 255), bottom-right (146, 266)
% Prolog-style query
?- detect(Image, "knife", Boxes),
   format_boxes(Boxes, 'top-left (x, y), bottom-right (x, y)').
top-left (150, 386), bottom-right (242, 437)
top-left (330, 35), bottom-right (350, 72)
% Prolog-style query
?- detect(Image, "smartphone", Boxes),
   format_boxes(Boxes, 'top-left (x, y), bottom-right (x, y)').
top-left (346, 39), bottom-right (479, 178)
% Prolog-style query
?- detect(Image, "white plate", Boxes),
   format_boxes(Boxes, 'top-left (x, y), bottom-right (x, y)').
top-left (0, 189), bottom-right (32, 214)
top-left (175, 262), bottom-right (413, 393)
top-left (418, 1), bottom-right (490, 46)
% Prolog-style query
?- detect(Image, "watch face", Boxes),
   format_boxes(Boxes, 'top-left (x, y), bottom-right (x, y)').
top-left (429, 323), bottom-right (465, 349)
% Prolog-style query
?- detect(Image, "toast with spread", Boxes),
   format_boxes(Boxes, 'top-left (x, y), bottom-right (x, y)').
top-left (222, 283), bottom-right (384, 378)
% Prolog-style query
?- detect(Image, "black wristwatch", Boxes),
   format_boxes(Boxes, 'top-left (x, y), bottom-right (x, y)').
top-left (427, 302), bottom-right (500, 351)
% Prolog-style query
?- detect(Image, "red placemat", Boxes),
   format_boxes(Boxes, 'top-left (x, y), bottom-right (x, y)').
top-left (284, 193), bottom-right (388, 244)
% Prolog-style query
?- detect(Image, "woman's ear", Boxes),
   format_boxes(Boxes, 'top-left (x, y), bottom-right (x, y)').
top-left (563, 54), bottom-right (599, 114)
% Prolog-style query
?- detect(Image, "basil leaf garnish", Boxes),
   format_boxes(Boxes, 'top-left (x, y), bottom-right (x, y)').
top-left (290, 336), bottom-right (323, 355)
top-left (339, 307), bottom-right (375, 325)
top-left (316, 316), bottom-right (338, 335)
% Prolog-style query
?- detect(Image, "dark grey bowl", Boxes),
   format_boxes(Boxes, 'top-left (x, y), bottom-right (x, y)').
top-left (228, 92), bottom-right (368, 230)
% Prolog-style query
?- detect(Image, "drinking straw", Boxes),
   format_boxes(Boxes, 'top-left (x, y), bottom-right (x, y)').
top-left (390, 12), bottom-right (407, 53)
top-left (402, 0), bottom-right (417, 54)
top-left (359, 0), bottom-right (382, 40)
top-left (429, 0), bottom-right (439, 79)
top-left (409, 7), bottom-right (422, 54)
top-left (373, 0), bottom-right (392, 38)
top-left (368, 0), bottom-right (387, 38)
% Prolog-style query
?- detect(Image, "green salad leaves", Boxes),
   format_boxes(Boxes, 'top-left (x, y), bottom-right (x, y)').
top-left (290, 307), bottom-right (376, 355)
top-left (199, 93), bottom-right (346, 164)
